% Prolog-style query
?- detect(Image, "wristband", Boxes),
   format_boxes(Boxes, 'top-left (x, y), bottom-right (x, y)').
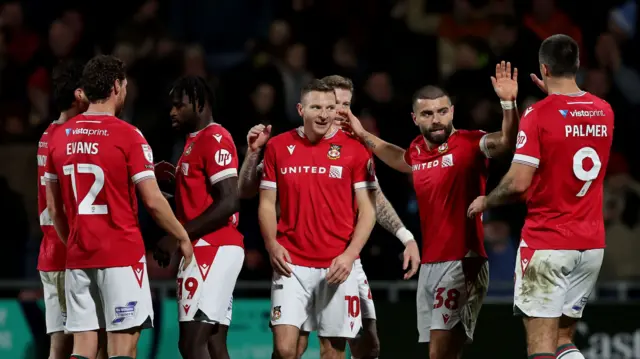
top-left (500, 100), bottom-right (516, 110)
top-left (395, 227), bottom-right (415, 246)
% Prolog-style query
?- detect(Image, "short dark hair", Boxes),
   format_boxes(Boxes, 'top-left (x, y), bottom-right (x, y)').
top-left (52, 60), bottom-right (84, 112)
top-left (321, 75), bottom-right (354, 92)
top-left (300, 79), bottom-right (334, 99)
top-left (81, 55), bottom-right (126, 103)
top-left (412, 85), bottom-right (450, 108)
top-left (538, 34), bottom-right (580, 78)
top-left (170, 75), bottom-right (216, 113)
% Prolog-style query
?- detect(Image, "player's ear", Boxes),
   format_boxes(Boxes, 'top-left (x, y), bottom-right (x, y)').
top-left (297, 103), bottom-right (303, 117)
top-left (450, 105), bottom-right (455, 116)
top-left (74, 88), bottom-right (85, 102)
top-left (411, 112), bottom-right (417, 125)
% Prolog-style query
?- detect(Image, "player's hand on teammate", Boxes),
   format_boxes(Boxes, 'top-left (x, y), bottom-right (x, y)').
top-left (327, 251), bottom-right (356, 285)
top-left (247, 124), bottom-right (272, 151)
top-left (266, 240), bottom-right (292, 277)
top-left (336, 108), bottom-right (366, 138)
top-left (467, 196), bottom-right (487, 218)
top-left (402, 240), bottom-right (421, 280)
top-left (491, 61), bottom-right (518, 101)
top-left (154, 235), bottom-right (194, 269)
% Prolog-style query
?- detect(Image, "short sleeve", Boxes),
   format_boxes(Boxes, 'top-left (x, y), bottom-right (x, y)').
top-left (127, 128), bottom-right (156, 184)
top-left (259, 142), bottom-right (277, 190)
top-left (352, 147), bottom-right (377, 191)
top-left (43, 145), bottom-right (57, 182)
top-left (512, 110), bottom-right (541, 168)
top-left (203, 134), bottom-right (238, 185)
top-left (473, 130), bottom-right (491, 158)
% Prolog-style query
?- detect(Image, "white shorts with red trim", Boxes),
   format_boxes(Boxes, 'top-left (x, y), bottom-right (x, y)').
top-left (177, 242), bottom-right (244, 325)
top-left (416, 257), bottom-right (489, 343)
top-left (514, 241), bottom-right (603, 319)
top-left (65, 256), bottom-right (153, 332)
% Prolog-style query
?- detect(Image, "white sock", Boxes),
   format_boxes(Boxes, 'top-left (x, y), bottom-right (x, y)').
top-left (556, 344), bottom-right (584, 359)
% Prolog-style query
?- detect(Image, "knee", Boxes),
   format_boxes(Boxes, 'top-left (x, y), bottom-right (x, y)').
top-left (274, 340), bottom-right (297, 359)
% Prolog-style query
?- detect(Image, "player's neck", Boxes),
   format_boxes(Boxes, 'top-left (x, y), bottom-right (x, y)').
top-left (86, 102), bottom-right (116, 116)
top-left (195, 118), bottom-right (214, 132)
top-left (58, 109), bottom-right (79, 124)
top-left (545, 78), bottom-right (582, 96)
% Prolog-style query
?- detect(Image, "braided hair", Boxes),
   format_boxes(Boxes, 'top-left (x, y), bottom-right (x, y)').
top-left (170, 75), bottom-right (215, 114)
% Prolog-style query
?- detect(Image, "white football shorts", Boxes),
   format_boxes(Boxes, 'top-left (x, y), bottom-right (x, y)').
top-left (300, 258), bottom-right (376, 332)
top-left (416, 257), bottom-right (489, 343)
top-left (271, 263), bottom-right (361, 338)
top-left (65, 256), bottom-right (153, 332)
top-left (177, 242), bottom-right (243, 325)
top-left (40, 271), bottom-right (67, 334)
top-left (514, 242), bottom-right (603, 318)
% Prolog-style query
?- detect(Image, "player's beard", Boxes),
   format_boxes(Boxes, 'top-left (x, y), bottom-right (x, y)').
top-left (421, 122), bottom-right (453, 145)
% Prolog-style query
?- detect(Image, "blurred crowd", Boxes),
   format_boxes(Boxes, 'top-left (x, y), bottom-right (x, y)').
top-left (0, 0), bottom-right (639, 297)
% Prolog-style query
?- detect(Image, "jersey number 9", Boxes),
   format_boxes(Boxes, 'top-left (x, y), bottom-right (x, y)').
top-left (572, 147), bottom-right (602, 197)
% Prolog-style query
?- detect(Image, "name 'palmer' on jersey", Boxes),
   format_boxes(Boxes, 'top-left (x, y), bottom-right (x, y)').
top-left (514, 91), bottom-right (614, 250)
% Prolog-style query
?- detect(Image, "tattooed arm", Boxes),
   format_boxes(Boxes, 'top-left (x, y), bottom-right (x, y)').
top-left (361, 132), bottom-right (413, 174)
top-left (485, 163), bottom-right (536, 208)
top-left (238, 148), bottom-right (263, 199)
top-left (480, 104), bottom-right (520, 158)
top-left (375, 187), bottom-right (411, 238)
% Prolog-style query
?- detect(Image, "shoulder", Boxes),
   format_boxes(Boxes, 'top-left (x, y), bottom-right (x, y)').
top-left (207, 123), bottom-right (235, 143)
top-left (267, 129), bottom-right (298, 147)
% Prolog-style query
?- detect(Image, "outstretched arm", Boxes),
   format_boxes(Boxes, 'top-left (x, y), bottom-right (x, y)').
top-left (361, 132), bottom-right (412, 173)
top-left (481, 61), bottom-right (520, 158)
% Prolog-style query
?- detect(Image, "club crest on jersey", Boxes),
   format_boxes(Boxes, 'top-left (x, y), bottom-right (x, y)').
top-left (142, 144), bottom-right (153, 163)
top-left (272, 306), bottom-right (281, 321)
top-left (438, 143), bottom-right (448, 153)
top-left (327, 144), bottom-right (341, 159)
top-left (184, 142), bottom-right (194, 156)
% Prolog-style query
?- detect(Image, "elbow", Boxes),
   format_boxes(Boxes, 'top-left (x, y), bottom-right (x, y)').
top-left (238, 184), bottom-right (258, 199)
top-left (511, 178), bottom-right (530, 195)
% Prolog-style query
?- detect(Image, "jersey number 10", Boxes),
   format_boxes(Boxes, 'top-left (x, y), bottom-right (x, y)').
top-left (572, 147), bottom-right (602, 197)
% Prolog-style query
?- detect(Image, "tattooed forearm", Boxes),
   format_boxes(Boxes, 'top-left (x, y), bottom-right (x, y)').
top-left (374, 187), bottom-right (406, 234)
top-left (362, 135), bottom-right (377, 149)
top-left (238, 149), bottom-right (262, 199)
top-left (485, 176), bottom-right (521, 208)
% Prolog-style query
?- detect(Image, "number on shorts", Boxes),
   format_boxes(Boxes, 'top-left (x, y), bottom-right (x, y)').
top-left (62, 163), bottom-right (108, 215)
top-left (177, 277), bottom-right (199, 300)
top-left (344, 295), bottom-right (360, 318)
top-left (572, 147), bottom-right (602, 197)
top-left (434, 287), bottom-right (460, 310)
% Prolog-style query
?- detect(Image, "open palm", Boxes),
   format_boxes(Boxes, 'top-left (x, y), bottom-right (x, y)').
top-left (492, 61), bottom-right (518, 101)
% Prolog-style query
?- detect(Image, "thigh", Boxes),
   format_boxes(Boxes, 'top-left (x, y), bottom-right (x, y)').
top-left (514, 248), bottom-right (577, 318)
top-left (99, 261), bottom-right (154, 332)
top-left (65, 268), bottom-right (103, 332)
top-left (354, 259), bottom-right (376, 320)
top-left (562, 249), bottom-right (604, 318)
top-left (271, 265), bottom-right (313, 329)
top-left (181, 245), bottom-right (244, 324)
top-left (429, 261), bottom-right (470, 333)
top-left (416, 264), bottom-right (434, 343)
top-left (40, 271), bottom-right (67, 334)
top-left (316, 266), bottom-right (361, 339)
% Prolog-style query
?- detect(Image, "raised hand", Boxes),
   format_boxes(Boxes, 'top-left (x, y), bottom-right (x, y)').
top-left (336, 108), bottom-right (366, 138)
top-left (492, 61), bottom-right (518, 101)
top-left (247, 124), bottom-right (272, 151)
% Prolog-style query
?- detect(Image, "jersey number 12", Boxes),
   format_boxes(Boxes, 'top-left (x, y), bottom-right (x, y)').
top-left (572, 147), bottom-right (602, 197)
top-left (63, 163), bottom-right (109, 215)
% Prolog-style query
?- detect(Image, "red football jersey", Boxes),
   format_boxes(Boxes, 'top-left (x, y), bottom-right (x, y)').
top-left (404, 130), bottom-right (489, 264)
top-left (175, 123), bottom-right (243, 247)
top-left (260, 127), bottom-right (377, 268)
top-left (513, 92), bottom-right (613, 250)
top-left (37, 123), bottom-right (66, 271)
top-left (44, 113), bottom-right (154, 269)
